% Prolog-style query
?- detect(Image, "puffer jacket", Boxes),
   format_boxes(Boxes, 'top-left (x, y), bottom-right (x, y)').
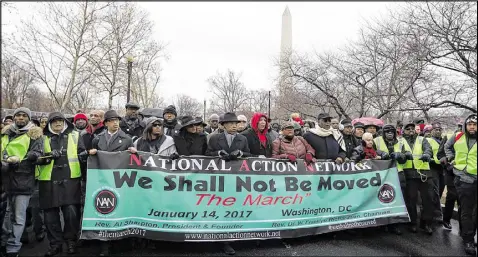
top-left (272, 136), bottom-right (315, 159)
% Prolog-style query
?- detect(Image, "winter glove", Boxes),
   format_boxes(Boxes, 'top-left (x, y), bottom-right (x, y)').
top-left (218, 150), bottom-right (230, 161)
top-left (381, 152), bottom-right (389, 160)
top-left (404, 152), bottom-right (414, 160)
top-left (287, 154), bottom-right (297, 163)
top-left (50, 150), bottom-right (62, 160)
top-left (169, 152), bottom-right (180, 160)
top-left (6, 156), bottom-right (20, 164)
top-left (305, 153), bottom-right (314, 164)
top-left (335, 157), bottom-right (344, 165)
top-left (26, 152), bottom-right (39, 162)
top-left (229, 150), bottom-right (243, 160)
top-left (419, 154), bottom-right (431, 162)
top-left (439, 157), bottom-right (448, 165)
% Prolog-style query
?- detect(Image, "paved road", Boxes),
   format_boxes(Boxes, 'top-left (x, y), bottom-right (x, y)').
top-left (19, 220), bottom-right (474, 256)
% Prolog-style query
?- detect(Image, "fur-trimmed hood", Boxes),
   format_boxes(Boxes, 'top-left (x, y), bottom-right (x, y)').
top-left (1, 123), bottom-right (43, 140)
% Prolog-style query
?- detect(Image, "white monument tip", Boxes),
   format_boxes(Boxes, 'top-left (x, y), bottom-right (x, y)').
top-left (283, 6), bottom-right (291, 16)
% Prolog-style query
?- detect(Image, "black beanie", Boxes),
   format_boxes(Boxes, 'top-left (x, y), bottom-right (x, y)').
top-left (163, 105), bottom-right (177, 116)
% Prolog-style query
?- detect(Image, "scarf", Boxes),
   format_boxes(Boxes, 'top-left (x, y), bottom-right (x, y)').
top-left (9, 122), bottom-right (35, 134)
top-left (255, 129), bottom-right (267, 147)
top-left (310, 127), bottom-right (346, 151)
top-left (363, 146), bottom-right (377, 159)
top-left (86, 122), bottom-right (104, 134)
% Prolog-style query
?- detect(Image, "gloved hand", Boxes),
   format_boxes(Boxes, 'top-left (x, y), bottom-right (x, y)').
top-left (51, 150), bottom-right (62, 160)
top-left (439, 157), bottom-right (448, 165)
top-left (287, 154), bottom-right (297, 163)
top-left (229, 150), bottom-right (243, 160)
top-left (169, 152), bottom-right (180, 160)
top-left (305, 153), bottom-right (314, 164)
top-left (27, 152), bottom-right (38, 162)
top-left (419, 154), bottom-right (431, 162)
top-left (218, 150), bottom-right (230, 161)
top-left (381, 152), bottom-right (389, 160)
top-left (6, 156), bottom-right (20, 164)
top-left (335, 157), bottom-right (344, 165)
top-left (404, 152), bottom-right (413, 160)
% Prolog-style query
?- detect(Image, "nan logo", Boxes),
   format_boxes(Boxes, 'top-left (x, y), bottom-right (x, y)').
top-left (95, 190), bottom-right (117, 214)
top-left (378, 184), bottom-right (395, 204)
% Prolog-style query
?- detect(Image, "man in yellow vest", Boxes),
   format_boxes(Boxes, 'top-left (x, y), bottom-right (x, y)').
top-left (374, 124), bottom-right (411, 235)
top-left (444, 114), bottom-right (477, 256)
top-left (1, 107), bottom-right (43, 257)
top-left (426, 123), bottom-right (446, 224)
top-left (401, 121), bottom-right (434, 235)
top-left (36, 112), bottom-right (88, 256)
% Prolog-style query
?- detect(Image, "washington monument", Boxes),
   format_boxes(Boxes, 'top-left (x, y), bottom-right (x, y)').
top-left (277, 6), bottom-right (293, 118)
top-left (280, 6), bottom-right (292, 62)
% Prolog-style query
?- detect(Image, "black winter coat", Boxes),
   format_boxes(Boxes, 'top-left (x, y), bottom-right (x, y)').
top-left (37, 122), bottom-right (86, 209)
top-left (206, 132), bottom-right (251, 157)
top-left (119, 117), bottom-right (145, 139)
top-left (241, 128), bottom-right (273, 157)
top-left (92, 129), bottom-right (133, 152)
top-left (303, 132), bottom-right (346, 160)
top-left (173, 131), bottom-right (207, 156)
top-left (1, 124), bottom-right (43, 195)
top-left (342, 134), bottom-right (360, 159)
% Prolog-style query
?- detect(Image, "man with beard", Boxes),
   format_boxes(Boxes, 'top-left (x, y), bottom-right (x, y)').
top-left (36, 112), bottom-right (87, 256)
top-left (119, 102), bottom-right (145, 140)
top-left (73, 113), bottom-right (88, 134)
top-left (1, 107), bottom-right (43, 257)
top-left (401, 121), bottom-right (434, 235)
top-left (340, 119), bottom-right (359, 159)
top-left (444, 114), bottom-right (477, 255)
top-left (162, 105), bottom-right (181, 137)
top-left (205, 114), bottom-right (220, 134)
top-left (303, 113), bottom-right (346, 163)
top-left (426, 123), bottom-right (446, 223)
top-left (374, 124), bottom-right (411, 235)
top-left (354, 122), bottom-right (365, 142)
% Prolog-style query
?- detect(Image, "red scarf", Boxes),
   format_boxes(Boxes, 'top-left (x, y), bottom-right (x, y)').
top-left (363, 146), bottom-right (377, 159)
top-left (251, 112), bottom-right (269, 147)
top-left (86, 122), bottom-right (104, 134)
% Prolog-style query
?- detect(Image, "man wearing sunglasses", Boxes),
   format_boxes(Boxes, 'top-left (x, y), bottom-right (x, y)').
top-left (133, 118), bottom-right (177, 157)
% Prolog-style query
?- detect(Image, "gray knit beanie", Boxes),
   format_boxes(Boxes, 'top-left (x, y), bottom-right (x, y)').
top-left (13, 107), bottom-right (32, 120)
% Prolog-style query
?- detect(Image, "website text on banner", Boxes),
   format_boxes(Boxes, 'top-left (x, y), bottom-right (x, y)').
top-left (80, 151), bottom-right (410, 242)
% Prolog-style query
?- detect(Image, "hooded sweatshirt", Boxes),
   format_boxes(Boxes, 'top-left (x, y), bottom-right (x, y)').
top-left (133, 118), bottom-right (177, 156)
top-left (444, 114), bottom-right (477, 183)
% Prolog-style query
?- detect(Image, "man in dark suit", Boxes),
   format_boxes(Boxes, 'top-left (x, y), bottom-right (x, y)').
top-left (88, 110), bottom-right (137, 257)
top-left (205, 112), bottom-right (250, 255)
top-left (206, 112), bottom-right (251, 161)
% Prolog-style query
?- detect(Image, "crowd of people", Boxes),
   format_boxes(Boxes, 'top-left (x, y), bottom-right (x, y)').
top-left (0, 103), bottom-right (476, 257)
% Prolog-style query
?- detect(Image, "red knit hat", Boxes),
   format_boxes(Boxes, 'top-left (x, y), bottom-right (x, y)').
top-left (73, 113), bottom-right (88, 123)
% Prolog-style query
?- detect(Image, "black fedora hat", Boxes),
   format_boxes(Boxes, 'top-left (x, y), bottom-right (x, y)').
top-left (220, 112), bottom-right (240, 124)
top-left (179, 116), bottom-right (202, 130)
top-left (104, 110), bottom-right (122, 122)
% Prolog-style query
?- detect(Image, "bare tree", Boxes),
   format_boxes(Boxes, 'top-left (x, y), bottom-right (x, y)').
top-left (130, 41), bottom-right (166, 108)
top-left (396, 2), bottom-right (477, 81)
top-left (89, 2), bottom-right (158, 109)
top-left (1, 56), bottom-right (35, 108)
top-left (173, 94), bottom-right (202, 117)
top-left (207, 70), bottom-right (249, 113)
top-left (9, 2), bottom-right (110, 112)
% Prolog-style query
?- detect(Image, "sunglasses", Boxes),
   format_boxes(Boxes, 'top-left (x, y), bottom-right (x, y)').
top-left (322, 118), bottom-right (332, 122)
top-left (152, 123), bottom-right (162, 127)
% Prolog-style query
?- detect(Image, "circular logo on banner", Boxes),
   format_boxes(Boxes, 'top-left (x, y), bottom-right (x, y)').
top-left (378, 184), bottom-right (396, 204)
top-left (95, 190), bottom-right (117, 214)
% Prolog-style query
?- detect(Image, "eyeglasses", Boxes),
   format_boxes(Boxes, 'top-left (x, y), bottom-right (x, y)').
top-left (152, 123), bottom-right (162, 127)
top-left (322, 118), bottom-right (331, 122)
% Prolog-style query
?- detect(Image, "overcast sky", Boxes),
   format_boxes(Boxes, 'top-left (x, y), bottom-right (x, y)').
top-left (2, 2), bottom-right (395, 105)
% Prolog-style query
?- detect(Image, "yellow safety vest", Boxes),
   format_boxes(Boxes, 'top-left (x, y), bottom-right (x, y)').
top-left (37, 131), bottom-right (81, 181)
top-left (453, 133), bottom-right (477, 175)
top-left (403, 136), bottom-right (430, 171)
top-left (1, 134), bottom-right (30, 162)
top-left (374, 136), bottom-right (408, 172)
top-left (426, 138), bottom-right (441, 164)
